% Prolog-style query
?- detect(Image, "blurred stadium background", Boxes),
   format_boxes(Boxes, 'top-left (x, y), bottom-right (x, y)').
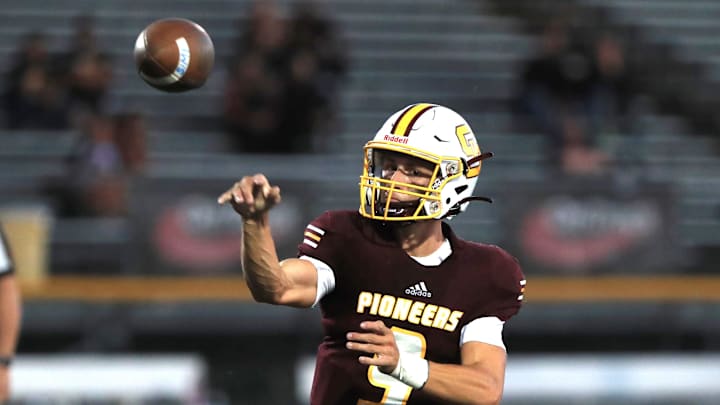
top-left (2, 0), bottom-right (720, 403)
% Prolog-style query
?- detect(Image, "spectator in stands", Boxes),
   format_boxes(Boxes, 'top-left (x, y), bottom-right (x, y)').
top-left (224, 49), bottom-right (289, 152)
top-left (517, 22), bottom-right (567, 138)
top-left (223, 0), bottom-right (346, 153)
top-left (289, 1), bottom-right (347, 89)
top-left (63, 114), bottom-right (128, 217)
top-left (224, 0), bottom-right (291, 152)
top-left (58, 15), bottom-right (114, 126)
top-left (114, 112), bottom-right (148, 174)
top-left (284, 0), bottom-right (347, 151)
top-left (518, 22), bottom-right (608, 175)
top-left (592, 33), bottom-right (634, 135)
top-left (2, 32), bottom-right (70, 129)
top-left (51, 112), bottom-right (147, 218)
top-left (233, 0), bottom-right (288, 62)
top-left (0, 226), bottom-right (21, 403)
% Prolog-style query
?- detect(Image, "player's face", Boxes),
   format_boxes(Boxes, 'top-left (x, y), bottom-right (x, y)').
top-left (374, 150), bottom-right (435, 202)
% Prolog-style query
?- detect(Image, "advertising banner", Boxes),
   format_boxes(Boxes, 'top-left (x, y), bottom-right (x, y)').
top-left (129, 177), bottom-right (315, 275)
top-left (501, 178), bottom-right (681, 274)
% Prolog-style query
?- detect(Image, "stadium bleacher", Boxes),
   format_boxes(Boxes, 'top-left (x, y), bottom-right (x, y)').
top-left (2, 0), bottom-right (720, 252)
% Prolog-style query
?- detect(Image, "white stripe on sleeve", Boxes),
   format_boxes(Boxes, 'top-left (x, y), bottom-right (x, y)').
top-left (299, 255), bottom-right (336, 307)
top-left (306, 224), bottom-right (325, 235)
top-left (460, 316), bottom-right (506, 351)
top-left (302, 239), bottom-right (318, 248)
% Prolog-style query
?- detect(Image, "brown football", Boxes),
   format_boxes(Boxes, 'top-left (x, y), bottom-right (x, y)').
top-left (134, 18), bottom-right (215, 92)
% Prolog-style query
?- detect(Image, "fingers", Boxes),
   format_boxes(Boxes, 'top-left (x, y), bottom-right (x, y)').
top-left (217, 174), bottom-right (281, 218)
top-left (237, 174), bottom-right (269, 206)
top-left (346, 341), bottom-right (385, 354)
top-left (346, 320), bottom-right (399, 370)
top-left (360, 320), bottom-right (390, 335)
top-left (358, 355), bottom-right (394, 367)
top-left (346, 321), bottom-right (389, 345)
top-left (346, 339), bottom-right (397, 368)
top-left (346, 331), bottom-right (383, 345)
top-left (217, 190), bottom-right (233, 204)
top-left (267, 185), bottom-right (282, 205)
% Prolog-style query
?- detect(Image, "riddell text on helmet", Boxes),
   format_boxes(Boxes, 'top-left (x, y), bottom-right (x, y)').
top-left (383, 135), bottom-right (409, 144)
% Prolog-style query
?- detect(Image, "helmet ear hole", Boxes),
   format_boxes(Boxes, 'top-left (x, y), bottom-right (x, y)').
top-left (446, 198), bottom-right (451, 204)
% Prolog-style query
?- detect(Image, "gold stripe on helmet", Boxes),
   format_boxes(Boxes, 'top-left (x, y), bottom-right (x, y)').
top-left (390, 103), bottom-right (434, 136)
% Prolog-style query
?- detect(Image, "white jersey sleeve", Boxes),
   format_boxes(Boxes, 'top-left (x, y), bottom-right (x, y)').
top-left (0, 230), bottom-right (12, 275)
top-left (299, 255), bottom-right (336, 307)
top-left (460, 316), bottom-right (506, 351)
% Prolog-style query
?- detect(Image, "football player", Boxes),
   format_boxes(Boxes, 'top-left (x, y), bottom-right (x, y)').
top-left (0, 226), bottom-right (21, 403)
top-left (219, 103), bottom-right (526, 405)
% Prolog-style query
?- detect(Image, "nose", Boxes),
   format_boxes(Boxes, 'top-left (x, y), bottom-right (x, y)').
top-left (387, 169), bottom-right (414, 201)
top-left (390, 168), bottom-right (410, 183)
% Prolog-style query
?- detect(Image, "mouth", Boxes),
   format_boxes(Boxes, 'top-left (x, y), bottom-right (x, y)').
top-left (374, 199), bottom-right (423, 218)
top-left (385, 193), bottom-right (414, 203)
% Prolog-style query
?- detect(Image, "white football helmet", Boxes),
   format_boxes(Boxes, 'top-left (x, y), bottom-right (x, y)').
top-left (359, 103), bottom-right (492, 221)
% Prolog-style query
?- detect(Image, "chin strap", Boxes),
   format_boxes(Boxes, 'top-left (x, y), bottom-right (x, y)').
top-left (467, 151), bottom-right (494, 167)
top-left (442, 195), bottom-right (493, 219)
top-left (459, 196), bottom-right (493, 204)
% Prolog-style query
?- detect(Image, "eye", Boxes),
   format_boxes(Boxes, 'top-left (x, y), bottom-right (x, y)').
top-left (383, 162), bottom-right (398, 172)
top-left (380, 161), bottom-right (397, 178)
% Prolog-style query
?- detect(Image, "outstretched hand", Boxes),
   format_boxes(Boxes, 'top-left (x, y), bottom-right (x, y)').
top-left (217, 174), bottom-right (282, 220)
top-left (346, 320), bottom-right (400, 374)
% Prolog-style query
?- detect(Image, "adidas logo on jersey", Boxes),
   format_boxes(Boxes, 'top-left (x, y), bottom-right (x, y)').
top-left (405, 281), bottom-right (432, 298)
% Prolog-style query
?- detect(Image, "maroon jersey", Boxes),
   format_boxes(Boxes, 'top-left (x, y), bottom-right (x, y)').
top-left (297, 210), bottom-right (525, 405)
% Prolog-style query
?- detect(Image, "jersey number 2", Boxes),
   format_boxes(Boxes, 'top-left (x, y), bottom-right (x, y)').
top-left (357, 326), bottom-right (427, 405)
